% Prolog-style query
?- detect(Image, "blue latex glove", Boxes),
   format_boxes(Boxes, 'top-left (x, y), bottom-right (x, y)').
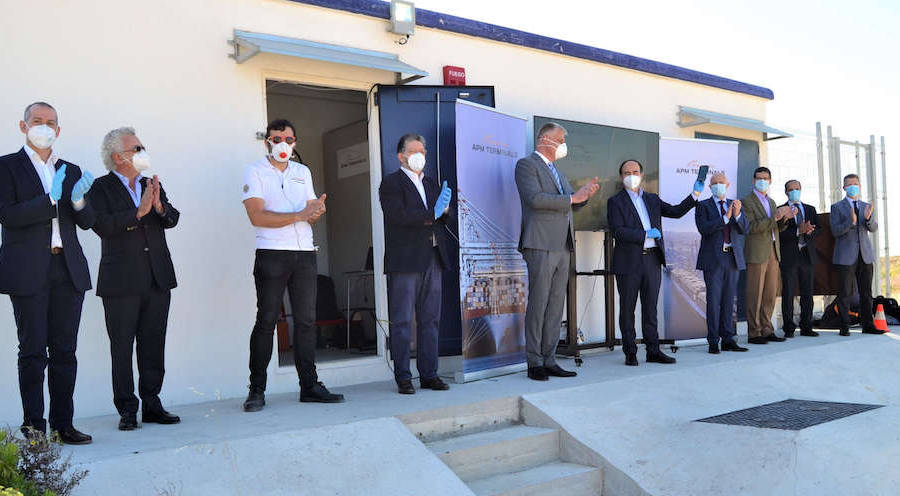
top-left (693, 180), bottom-right (704, 194)
top-left (646, 228), bottom-right (662, 239)
top-left (50, 163), bottom-right (67, 202)
top-left (71, 171), bottom-right (94, 203)
top-left (434, 181), bottom-right (452, 219)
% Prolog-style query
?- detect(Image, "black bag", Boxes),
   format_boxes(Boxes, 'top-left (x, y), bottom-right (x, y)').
top-left (814, 296), bottom-right (859, 329)
top-left (873, 296), bottom-right (900, 323)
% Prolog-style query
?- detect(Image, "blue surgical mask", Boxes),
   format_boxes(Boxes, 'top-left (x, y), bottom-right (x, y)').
top-left (845, 185), bottom-right (860, 198)
top-left (754, 179), bottom-right (769, 193)
top-left (788, 190), bottom-right (801, 203)
top-left (710, 183), bottom-right (727, 199)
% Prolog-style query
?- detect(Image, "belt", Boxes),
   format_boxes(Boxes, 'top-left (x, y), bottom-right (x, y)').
top-left (50, 247), bottom-right (63, 255)
top-left (641, 247), bottom-right (659, 255)
top-left (722, 246), bottom-right (733, 253)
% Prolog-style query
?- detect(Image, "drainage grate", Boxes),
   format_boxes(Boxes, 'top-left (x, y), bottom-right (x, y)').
top-left (696, 399), bottom-right (883, 431)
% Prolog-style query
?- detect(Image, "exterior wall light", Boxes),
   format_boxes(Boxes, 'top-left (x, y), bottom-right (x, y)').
top-left (390, 0), bottom-right (416, 37)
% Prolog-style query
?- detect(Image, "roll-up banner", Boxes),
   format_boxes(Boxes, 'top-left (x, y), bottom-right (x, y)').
top-left (454, 100), bottom-right (528, 382)
top-left (659, 138), bottom-right (739, 341)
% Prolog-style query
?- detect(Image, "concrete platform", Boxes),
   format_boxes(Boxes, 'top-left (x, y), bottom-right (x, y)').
top-left (55, 328), bottom-right (898, 495)
top-left (526, 331), bottom-right (900, 496)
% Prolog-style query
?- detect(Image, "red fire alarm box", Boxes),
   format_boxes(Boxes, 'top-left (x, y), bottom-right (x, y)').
top-left (443, 66), bottom-right (466, 86)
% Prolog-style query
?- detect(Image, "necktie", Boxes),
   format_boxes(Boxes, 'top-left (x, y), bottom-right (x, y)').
top-left (854, 201), bottom-right (860, 228)
top-left (796, 203), bottom-right (804, 224)
top-left (547, 162), bottom-right (563, 193)
top-left (720, 201), bottom-right (731, 244)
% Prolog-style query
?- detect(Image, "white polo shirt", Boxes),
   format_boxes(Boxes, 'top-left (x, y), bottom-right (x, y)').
top-left (242, 157), bottom-right (316, 251)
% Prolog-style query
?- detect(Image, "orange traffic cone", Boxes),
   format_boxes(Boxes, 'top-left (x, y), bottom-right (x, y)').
top-left (874, 304), bottom-right (890, 332)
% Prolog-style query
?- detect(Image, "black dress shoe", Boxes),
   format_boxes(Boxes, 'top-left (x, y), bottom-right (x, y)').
top-left (862, 327), bottom-right (887, 335)
top-left (721, 341), bottom-right (748, 352)
top-left (143, 408), bottom-right (180, 425)
top-left (300, 382), bottom-right (345, 403)
top-left (243, 386), bottom-right (265, 412)
top-left (783, 330), bottom-right (795, 338)
top-left (839, 329), bottom-right (850, 336)
top-left (119, 414), bottom-right (138, 431)
top-left (420, 377), bottom-right (450, 390)
top-left (625, 354), bottom-right (638, 366)
top-left (397, 380), bottom-right (415, 394)
top-left (766, 335), bottom-right (787, 342)
top-left (748, 336), bottom-right (769, 344)
top-left (527, 366), bottom-right (549, 381)
top-left (708, 343), bottom-right (720, 354)
top-left (646, 351), bottom-right (676, 364)
top-left (54, 427), bottom-right (92, 445)
top-left (800, 329), bottom-right (819, 337)
top-left (544, 364), bottom-right (577, 377)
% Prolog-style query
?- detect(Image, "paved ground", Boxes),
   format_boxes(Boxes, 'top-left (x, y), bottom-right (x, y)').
top-left (58, 328), bottom-right (897, 495)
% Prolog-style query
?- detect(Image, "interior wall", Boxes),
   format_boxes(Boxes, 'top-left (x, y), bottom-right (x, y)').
top-left (322, 120), bottom-right (372, 309)
top-left (265, 84), bottom-right (368, 275)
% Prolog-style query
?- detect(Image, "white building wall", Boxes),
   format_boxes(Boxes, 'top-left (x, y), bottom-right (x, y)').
top-left (0, 0), bottom-right (770, 423)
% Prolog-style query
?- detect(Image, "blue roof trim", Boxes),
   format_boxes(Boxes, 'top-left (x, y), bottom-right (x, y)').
top-left (287, 0), bottom-right (775, 100)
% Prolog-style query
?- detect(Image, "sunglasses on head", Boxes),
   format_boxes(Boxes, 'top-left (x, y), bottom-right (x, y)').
top-left (268, 136), bottom-right (296, 144)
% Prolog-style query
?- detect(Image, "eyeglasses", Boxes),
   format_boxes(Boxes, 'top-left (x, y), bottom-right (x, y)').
top-left (122, 145), bottom-right (146, 153)
top-left (268, 136), bottom-right (296, 144)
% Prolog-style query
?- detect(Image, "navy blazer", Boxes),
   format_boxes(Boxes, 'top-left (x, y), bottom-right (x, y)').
top-left (87, 173), bottom-right (179, 297)
top-left (607, 189), bottom-right (696, 275)
top-left (779, 202), bottom-right (818, 267)
top-left (830, 197), bottom-right (877, 265)
top-left (0, 148), bottom-right (95, 296)
top-left (379, 169), bottom-right (451, 273)
top-left (694, 197), bottom-right (749, 271)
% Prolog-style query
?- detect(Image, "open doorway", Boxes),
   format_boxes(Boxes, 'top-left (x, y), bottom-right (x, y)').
top-left (265, 80), bottom-right (377, 365)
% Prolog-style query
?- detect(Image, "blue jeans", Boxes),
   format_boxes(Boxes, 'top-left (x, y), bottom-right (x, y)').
top-left (387, 249), bottom-right (443, 383)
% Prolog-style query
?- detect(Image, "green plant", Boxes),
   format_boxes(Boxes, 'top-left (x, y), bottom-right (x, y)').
top-left (0, 430), bottom-right (87, 496)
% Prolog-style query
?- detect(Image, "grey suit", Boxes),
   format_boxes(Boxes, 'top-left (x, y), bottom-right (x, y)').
top-left (515, 152), bottom-right (586, 368)
top-left (830, 197), bottom-right (878, 331)
top-left (830, 198), bottom-right (877, 265)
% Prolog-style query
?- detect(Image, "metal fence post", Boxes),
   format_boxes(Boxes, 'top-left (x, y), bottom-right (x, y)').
top-left (816, 122), bottom-right (826, 211)
top-left (867, 136), bottom-right (881, 296)
top-left (827, 126), bottom-right (839, 204)
top-left (881, 136), bottom-right (891, 297)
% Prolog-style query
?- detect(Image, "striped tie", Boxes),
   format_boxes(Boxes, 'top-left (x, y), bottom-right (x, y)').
top-left (547, 162), bottom-right (563, 192)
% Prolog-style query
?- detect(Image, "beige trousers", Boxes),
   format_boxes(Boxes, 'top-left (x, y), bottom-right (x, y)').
top-left (745, 243), bottom-right (780, 338)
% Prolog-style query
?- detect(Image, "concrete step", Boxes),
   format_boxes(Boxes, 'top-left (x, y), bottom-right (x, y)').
top-left (400, 396), bottom-right (521, 442)
top-left (427, 424), bottom-right (559, 481)
top-left (467, 461), bottom-right (602, 496)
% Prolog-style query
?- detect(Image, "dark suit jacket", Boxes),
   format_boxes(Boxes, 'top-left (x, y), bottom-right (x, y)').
top-left (779, 202), bottom-right (818, 267)
top-left (514, 152), bottom-right (586, 252)
top-left (607, 189), bottom-right (696, 275)
top-left (379, 169), bottom-right (450, 273)
top-left (695, 197), bottom-right (750, 271)
top-left (0, 149), bottom-right (95, 296)
top-left (87, 173), bottom-right (178, 297)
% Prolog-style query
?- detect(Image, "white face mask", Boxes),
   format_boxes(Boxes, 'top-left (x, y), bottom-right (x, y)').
top-left (554, 142), bottom-right (568, 160)
top-left (270, 141), bottom-right (294, 163)
top-left (407, 152), bottom-right (426, 173)
top-left (131, 151), bottom-right (151, 172)
top-left (623, 174), bottom-right (642, 190)
top-left (27, 124), bottom-right (57, 150)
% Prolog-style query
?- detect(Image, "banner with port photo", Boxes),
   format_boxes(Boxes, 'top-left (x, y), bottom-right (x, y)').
top-left (454, 100), bottom-right (528, 382)
top-left (659, 138), bottom-right (738, 341)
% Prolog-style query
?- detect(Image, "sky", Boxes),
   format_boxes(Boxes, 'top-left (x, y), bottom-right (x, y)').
top-left (411, 0), bottom-right (899, 253)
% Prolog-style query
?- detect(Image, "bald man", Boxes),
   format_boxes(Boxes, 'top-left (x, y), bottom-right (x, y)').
top-left (695, 173), bottom-right (749, 354)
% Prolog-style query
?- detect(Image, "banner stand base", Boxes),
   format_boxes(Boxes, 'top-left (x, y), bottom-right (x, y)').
top-left (454, 362), bottom-right (527, 384)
